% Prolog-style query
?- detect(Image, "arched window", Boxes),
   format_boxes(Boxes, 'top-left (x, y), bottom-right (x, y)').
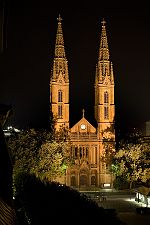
top-left (86, 147), bottom-right (89, 158)
top-left (104, 106), bottom-right (109, 119)
top-left (58, 90), bottom-right (63, 102)
top-left (104, 91), bottom-right (109, 103)
top-left (58, 105), bottom-right (62, 118)
top-left (79, 147), bottom-right (82, 158)
top-left (75, 146), bottom-right (78, 158)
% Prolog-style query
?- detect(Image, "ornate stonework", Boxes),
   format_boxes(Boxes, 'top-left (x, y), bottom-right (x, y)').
top-left (50, 15), bottom-right (115, 190)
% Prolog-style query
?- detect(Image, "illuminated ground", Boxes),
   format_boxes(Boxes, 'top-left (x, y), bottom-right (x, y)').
top-left (94, 193), bottom-right (149, 225)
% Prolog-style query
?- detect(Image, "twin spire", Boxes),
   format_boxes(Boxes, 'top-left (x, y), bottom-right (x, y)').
top-left (50, 15), bottom-right (114, 131)
top-left (55, 14), bottom-right (66, 58)
top-left (52, 15), bottom-right (113, 83)
top-left (54, 15), bottom-right (109, 62)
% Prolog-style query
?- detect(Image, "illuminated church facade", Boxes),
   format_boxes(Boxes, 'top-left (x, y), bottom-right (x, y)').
top-left (50, 15), bottom-right (115, 189)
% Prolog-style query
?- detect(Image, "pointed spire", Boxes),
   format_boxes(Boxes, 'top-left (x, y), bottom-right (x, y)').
top-left (55, 14), bottom-right (66, 58)
top-left (51, 14), bottom-right (69, 81)
top-left (99, 18), bottom-right (109, 61)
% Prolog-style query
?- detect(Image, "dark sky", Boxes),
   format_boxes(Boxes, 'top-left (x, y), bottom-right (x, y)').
top-left (0, 1), bottom-right (150, 135)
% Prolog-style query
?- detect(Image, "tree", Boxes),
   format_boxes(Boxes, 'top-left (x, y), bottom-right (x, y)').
top-left (7, 125), bottom-right (72, 195)
top-left (113, 143), bottom-right (150, 190)
top-left (14, 173), bottom-right (122, 225)
top-left (34, 140), bottom-right (70, 181)
top-left (101, 123), bottom-right (116, 173)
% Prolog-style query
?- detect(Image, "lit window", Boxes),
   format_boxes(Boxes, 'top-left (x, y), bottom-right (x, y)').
top-left (104, 91), bottom-right (109, 103)
top-left (58, 105), bottom-right (62, 118)
top-left (104, 106), bottom-right (109, 119)
top-left (58, 90), bottom-right (63, 102)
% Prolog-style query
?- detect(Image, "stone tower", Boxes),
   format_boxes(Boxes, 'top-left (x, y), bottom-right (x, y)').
top-left (95, 19), bottom-right (115, 140)
top-left (50, 14), bottom-right (69, 130)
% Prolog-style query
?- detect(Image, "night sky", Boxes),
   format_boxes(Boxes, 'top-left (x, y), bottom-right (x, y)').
top-left (0, 1), bottom-right (150, 136)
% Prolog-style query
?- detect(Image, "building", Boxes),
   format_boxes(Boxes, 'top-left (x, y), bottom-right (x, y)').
top-left (50, 15), bottom-right (115, 190)
top-left (145, 121), bottom-right (150, 137)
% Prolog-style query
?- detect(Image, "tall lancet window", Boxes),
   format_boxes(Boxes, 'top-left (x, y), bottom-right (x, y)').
top-left (104, 91), bottom-right (109, 103)
top-left (104, 106), bottom-right (109, 119)
top-left (58, 105), bottom-right (62, 118)
top-left (58, 90), bottom-right (63, 102)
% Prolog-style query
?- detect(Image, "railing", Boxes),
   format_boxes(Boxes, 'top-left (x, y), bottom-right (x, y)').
top-left (70, 133), bottom-right (97, 140)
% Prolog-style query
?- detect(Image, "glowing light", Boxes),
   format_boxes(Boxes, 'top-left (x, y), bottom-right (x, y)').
top-left (104, 183), bottom-right (110, 187)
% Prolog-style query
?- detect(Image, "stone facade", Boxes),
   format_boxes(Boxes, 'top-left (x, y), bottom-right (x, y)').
top-left (50, 15), bottom-right (115, 190)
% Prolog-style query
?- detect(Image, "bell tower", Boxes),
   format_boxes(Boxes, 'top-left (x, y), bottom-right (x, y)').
top-left (50, 15), bottom-right (69, 130)
top-left (94, 19), bottom-right (115, 139)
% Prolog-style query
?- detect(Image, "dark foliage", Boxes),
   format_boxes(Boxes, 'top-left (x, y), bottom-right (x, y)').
top-left (113, 176), bottom-right (129, 190)
top-left (14, 174), bottom-right (122, 225)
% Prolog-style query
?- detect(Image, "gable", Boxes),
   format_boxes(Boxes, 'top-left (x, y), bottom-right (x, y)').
top-left (57, 72), bottom-right (66, 84)
top-left (71, 117), bottom-right (96, 133)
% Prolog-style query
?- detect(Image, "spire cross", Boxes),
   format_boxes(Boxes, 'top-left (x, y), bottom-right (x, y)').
top-left (101, 18), bottom-right (106, 26)
top-left (82, 109), bottom-right (85, 117)
top-left (57, 14), bottom-right (62, 22)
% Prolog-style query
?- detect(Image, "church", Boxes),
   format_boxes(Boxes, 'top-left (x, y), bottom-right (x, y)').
top-left (50, 15), bottom-right (115, 190)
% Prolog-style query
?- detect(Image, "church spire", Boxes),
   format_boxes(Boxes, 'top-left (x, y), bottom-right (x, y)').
top-left (98, 18), bottom-right (109, 61)
top-left (94, 18), bottom-right (115, 139)
top-left (55, 14), bottom-right (66, 58)
top-left (96, 18), bottom-right (113, 83)
top-left (51, 14), bottom-right (69, 81)
top-left (50, 15), bottom-right (69, 130)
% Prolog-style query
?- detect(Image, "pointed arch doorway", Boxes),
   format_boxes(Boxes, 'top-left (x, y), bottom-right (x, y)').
top-left (79, 168), bottom-right (89, 187)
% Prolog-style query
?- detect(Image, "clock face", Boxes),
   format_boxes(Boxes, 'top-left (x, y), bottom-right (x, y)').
top-left (81, 124), bottom-right (86, 129)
